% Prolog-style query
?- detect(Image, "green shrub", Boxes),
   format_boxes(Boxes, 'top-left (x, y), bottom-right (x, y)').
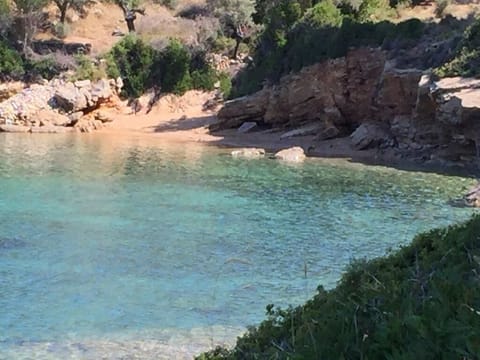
top-left (71, 54), bottom-right (106, 81)
top-left (303, 0), bottom-right (343, 27)
top-left (106, 35), bottom-right (157, 98)
top-left (0, 41), bottom-right (24, 80)
top-left (197, 215), bottom-right (480, 359)
top-left (27, 57), bottom-right (62, 80)
top-left (435, 17), bottom-right (480, 78)
top-left (218, 72), bottom-right (232, 98)
top-left (53, 22), bottom-right (70, 39)
top-left (357, 0), bottom-right (394, 22)
top-left (106, 36), bottom-right (220, 97)
top-left (160, 39), bottom-right (192, 94)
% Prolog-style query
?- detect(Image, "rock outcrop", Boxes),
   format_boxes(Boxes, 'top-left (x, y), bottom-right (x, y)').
top-left (213, 47), bottom-right (480, 166)
top-left (0, 78), bottom-right (122, 133)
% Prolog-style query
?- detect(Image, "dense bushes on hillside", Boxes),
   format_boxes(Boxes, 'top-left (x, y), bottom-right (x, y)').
top-left (232, 14), bottom-right (424, 97)
top-left (435, 17), bottom-right (480, 78)
top-left (0, 41), bottom-right (24, 80)
top-left (106, 36), bottom-right (221, 98)
top-left (197, 215), bottom-right (480, 359)
top-left (0, 41), bottom-right (64, 81)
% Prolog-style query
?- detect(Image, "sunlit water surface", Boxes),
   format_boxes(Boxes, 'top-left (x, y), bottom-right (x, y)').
top-left (0, 133), bottom-right (475, 359)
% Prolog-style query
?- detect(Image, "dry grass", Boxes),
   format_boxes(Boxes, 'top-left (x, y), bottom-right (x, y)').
top-left (395, 2), bottom-right (480, 22)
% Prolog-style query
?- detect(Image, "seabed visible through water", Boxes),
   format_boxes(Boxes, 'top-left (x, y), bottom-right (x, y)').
top-left (0, 133), bottom-right (475, 358)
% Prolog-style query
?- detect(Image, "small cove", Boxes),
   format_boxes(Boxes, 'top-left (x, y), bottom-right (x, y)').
top-left (0, 133), bottom-right (476, 358)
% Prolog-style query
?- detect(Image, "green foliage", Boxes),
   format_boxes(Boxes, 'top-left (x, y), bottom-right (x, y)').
top-left (71, 54), bottom-right (106, 81)
top-left (53, 22), bottom-right (70, 38)
top-left (160, 39), bottom-right (192, 94)
top-left (0, 41), bottom-right (24, 80)
top-left (0, 0), bottom-right (11, 34)
top-left (153, 0), bottom-right (177, 9)
top-left (24, 57), bottom-right (62, 80)
top-left (303, 0), bottom-right (343, 27)
top-left (218, 72), bottom-right (232, 98)
top-left (207, 0), bottom-right (255, 28)
top-left (106, 36), bottom-right (220, 97)
top-left (232, 6), bottom-right (424, 97)
top-left (435, 17), bottom-right (480, 78)
top-left (357, 0), bottom-right (394, 22)
top-left (198, 215), bottom-right (480, 359)
top-left (106, 35), bottom-right (157, 98)
top-left (13, 0), bottom-right (48, 13)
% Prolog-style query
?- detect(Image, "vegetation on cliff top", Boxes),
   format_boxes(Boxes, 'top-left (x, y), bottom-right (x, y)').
top-left (198, 215), bottom-right (480, 359)
top-left (435, 16), bottom-right (480, 78)
top-left (0, 0), bottom-right (476, 98)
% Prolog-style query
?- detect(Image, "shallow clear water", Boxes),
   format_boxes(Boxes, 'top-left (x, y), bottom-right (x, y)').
top-left (0, 133), bottom-right (475, 358)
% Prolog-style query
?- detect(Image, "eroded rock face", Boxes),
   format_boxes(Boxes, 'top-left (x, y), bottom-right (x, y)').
top-left (0, 78), bottom-right (120, 133)
top-left (214, 46), bottom-right (480, 165)
top-left (214, 48), bottom-right (386, 134)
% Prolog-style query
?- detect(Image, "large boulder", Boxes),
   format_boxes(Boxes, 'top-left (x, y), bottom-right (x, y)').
top-left (350, 123), bottom-right (388, 150)
top-left (35, 109), bottom-right (72, 127)
top-left (274, 147), bottom-right (306, 162)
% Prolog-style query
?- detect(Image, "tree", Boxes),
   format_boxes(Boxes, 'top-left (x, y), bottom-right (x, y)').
top-left (12, 0), bottom-right (49, 53)
top-left (114, 0), bottom-right (145, 32)
top-left (206, 0), bottom-right (255, 59)
top-left (52, 0), bottom-right (93, 24)
top-left (0, 0), bottom-right (12, 37)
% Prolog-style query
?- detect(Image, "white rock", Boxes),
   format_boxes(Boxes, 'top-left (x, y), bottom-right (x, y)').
top-left (274, 147), bottom-right (306, 162)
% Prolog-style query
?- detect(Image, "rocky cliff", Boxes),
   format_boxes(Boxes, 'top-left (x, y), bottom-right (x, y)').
top-left (213, 47), bottom-right (480, 166)
top-left (0, 78), bottom-right (122, 133)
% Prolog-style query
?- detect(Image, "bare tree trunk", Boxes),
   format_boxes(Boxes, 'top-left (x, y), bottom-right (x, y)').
top-left (60, 4), bottom-right (68, 23)
top-left (233, 37), bottom-right (240, 60)
top-left (126, 18), bottom-right (135, 32)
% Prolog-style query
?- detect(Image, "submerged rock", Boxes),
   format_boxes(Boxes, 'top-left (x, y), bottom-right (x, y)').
top-left (274, 147), bottom-right (306, 162)
top-left (231, 148), bottom-right (265, 158)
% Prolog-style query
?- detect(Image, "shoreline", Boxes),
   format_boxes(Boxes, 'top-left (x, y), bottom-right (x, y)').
top-left (95, 104), bottom-right (479, 178)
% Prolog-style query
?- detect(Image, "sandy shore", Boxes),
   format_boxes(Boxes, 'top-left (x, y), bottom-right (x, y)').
top-left (101, 91), bottom-right (381, 156)
top-left (97, 90), bottom-right (476, 176)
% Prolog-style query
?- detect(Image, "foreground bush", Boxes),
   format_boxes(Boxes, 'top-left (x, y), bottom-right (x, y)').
top-left (198, 215), bottom-right (480, 359)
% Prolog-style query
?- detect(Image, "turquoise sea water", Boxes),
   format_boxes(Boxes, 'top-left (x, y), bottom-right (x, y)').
top-left (0, 133), bottom-right (475, 358)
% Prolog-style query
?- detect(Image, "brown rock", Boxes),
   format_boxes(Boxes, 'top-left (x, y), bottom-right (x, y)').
top-left (36, 109), bottom-right (72, 127)
top-left (74, 118), bottom-right (104, 133)
top-left (350, 123), bottom-right (388, 150)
